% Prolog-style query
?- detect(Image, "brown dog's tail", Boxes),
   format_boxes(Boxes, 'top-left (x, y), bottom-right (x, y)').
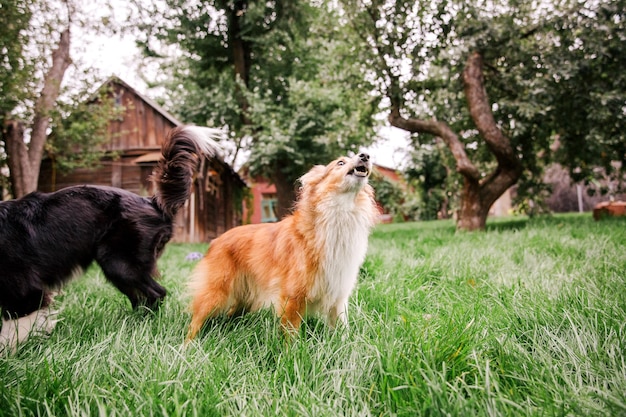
top-left (151, 125), bottom-right (224, 219)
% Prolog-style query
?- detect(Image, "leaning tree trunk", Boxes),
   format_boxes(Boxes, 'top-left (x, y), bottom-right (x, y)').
top-left (5, 28), bottom-right (71, 198)
top-left (388, 51), bottom-right (522, 231)
top-left (4, 120), bottom-right (31, 198)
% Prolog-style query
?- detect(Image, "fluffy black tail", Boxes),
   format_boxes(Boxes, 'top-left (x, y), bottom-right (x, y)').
top-left (151, 125), bottom-right (224, 218)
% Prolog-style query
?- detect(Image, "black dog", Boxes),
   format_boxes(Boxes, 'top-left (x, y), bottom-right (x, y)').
top-left (0, 125), bottom-right (222, 348)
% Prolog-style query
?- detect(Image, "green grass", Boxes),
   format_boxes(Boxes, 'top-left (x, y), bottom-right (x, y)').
top-left (1, 213), bottom-right (625, 416)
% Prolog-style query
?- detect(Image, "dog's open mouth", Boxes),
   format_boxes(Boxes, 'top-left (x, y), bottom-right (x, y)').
top-left (349, 163), bottom-right (370, 178)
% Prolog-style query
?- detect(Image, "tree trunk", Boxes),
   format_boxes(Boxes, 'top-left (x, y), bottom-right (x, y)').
top-left (4, 120), bottom-right (31, 198)
top-left (439, 192), bottom-right (449, 219)
top-left (271, 164), bottom-right (297, 219)
top-left (388, 50), bottom-right (522, 231)
top-left (456, 177), bottom-right (487, 230)
top-left (460, 51), bottom-right (522, 230)
top-left (5, 28), bottom-right (71, 198)
top-left (230, 1), bottom-right (252, 127)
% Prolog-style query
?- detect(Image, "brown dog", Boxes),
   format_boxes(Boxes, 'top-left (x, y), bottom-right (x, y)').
top-left (186, 153), bottom-right (378, 341)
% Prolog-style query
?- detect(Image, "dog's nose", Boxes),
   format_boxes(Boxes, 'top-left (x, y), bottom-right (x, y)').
top-left (359, 153), bottom-right (370, 162)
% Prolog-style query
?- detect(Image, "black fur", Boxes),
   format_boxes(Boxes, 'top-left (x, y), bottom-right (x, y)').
top-left (0, 126), bottom-right (219, 319)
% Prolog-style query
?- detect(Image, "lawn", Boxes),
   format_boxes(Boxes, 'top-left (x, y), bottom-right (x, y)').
top-left (1, 213), bottom-right (625, 416)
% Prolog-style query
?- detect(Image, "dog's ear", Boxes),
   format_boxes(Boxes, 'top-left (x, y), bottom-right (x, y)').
top-left (299, 165), bottom-right (326, 189)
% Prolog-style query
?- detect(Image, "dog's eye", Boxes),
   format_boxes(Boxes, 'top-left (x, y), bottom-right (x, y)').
top-left (337, 161), bottom-right (345, 166)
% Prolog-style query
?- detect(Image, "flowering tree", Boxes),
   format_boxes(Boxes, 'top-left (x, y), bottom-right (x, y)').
top-left (134, 0), bottom-right (379, 217)
top-left (340, 0), bottom-right (626, 230)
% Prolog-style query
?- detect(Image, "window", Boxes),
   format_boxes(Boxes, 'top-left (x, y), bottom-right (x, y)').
top-left (261, 193), bottom-right (278, 223)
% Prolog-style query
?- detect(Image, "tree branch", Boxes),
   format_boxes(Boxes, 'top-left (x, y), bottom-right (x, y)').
top-left (462, 51), bottom-right (521, 173)
top-left (388, 107), bottom-right (481, 181)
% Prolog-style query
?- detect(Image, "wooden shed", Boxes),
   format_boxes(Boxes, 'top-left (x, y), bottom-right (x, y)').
top-left (38, 76), bottom-right (246, 243)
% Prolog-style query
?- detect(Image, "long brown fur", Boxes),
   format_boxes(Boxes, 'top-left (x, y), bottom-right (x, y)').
top-left (187, 153), bottom-right (378, 341)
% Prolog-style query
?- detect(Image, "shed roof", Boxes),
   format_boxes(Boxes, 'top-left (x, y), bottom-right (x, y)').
top-left (101, 75), bottom-right (183, 127)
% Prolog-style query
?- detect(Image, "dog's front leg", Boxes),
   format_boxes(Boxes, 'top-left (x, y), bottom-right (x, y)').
top-left (328, 301), bottom-right (349, 329)
top-left (279, 297), bottom-right (305, 337)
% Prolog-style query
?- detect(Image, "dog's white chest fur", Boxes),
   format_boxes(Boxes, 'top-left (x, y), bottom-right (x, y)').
top-left (309, 195), bottom-right (371, 317)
